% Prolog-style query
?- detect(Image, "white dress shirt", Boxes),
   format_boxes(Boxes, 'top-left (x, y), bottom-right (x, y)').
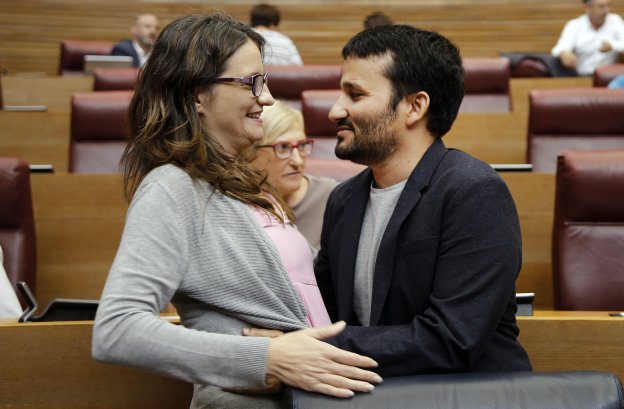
top-left (132, 40), bottom-right (149, 67)
top-left (0, 246), bottom-right (23, 319)
top-left (552, 13), bottom-right (624, 75)
top-left (254, 28), bottom-right (303, 66)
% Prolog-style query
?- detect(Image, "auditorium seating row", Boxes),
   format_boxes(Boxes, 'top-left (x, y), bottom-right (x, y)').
top-left (65, 85), bottom-right (624, 173)
top-left (88, 58), bottom-right (513, 113)
top-left (0, 75), bottom-right (593, 171)
top-left (528, 88), bottom-right (624, 172)
top-left (2, 149), bottom-right (624, 312)
top-left (88, 63), bottom-right (624, 95)
top-left (58, 40), bottom-right (624, 84)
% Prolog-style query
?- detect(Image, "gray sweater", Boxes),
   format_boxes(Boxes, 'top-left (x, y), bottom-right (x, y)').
top-left (92, 164), bottom-right (308, 389)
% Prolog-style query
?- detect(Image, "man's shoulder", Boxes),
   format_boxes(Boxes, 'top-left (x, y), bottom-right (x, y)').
top-left (566, 14), bottom-right (587, 27)
top-left (433, 149), bottom-right (501, 186)
top-left (112, 39), bottom-right (134, 53)
top-left (606, 13), bottom-right (624, 25)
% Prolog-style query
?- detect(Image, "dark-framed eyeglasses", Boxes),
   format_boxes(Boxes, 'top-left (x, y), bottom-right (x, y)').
top-left (256, 139), bottom-right (315, 159)
top-left (213, 73), bottom-right (268, 97)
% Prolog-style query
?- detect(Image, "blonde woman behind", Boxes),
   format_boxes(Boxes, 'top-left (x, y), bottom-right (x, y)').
top-left (243, 100), bottom-right (338, 252)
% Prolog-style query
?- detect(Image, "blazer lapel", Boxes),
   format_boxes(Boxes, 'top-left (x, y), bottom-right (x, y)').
top-left (369, 139), bottom-right (449, 325)
top-left (336, 169), bottom-right (374, 323)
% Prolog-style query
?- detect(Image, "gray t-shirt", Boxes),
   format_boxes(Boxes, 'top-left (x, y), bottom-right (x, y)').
top-left (354, 179), bottom-right (407, 326)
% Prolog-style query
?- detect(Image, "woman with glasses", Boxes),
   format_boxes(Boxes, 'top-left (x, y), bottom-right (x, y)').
top-left (92, 13), bottom-right (380, 409)
top-left (242, 100), bottom-right (338, 253)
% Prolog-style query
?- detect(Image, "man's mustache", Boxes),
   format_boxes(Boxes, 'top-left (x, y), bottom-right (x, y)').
top-left (337, 118), bottom-right (354, 129)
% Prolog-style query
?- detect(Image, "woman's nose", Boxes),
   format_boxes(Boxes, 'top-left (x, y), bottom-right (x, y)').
top-left (259, 84), bottom-right (274, 106)
top-left (289, 147), bottom-right (305, 166)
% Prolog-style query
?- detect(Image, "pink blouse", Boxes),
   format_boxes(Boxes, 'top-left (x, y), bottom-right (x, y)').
top-left (250, 205), bottom-right (331, 328)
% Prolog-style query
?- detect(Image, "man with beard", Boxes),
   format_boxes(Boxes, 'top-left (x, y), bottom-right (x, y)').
top-left (111, 14), bottom-right (160, 68)
top-left (314, 25), bottom-right (533, 376)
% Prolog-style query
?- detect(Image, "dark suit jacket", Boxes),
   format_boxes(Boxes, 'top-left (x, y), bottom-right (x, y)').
top-left (315, 138), bottom-right (532, 377)
top-left (111, 39), bottom-right (140, 68)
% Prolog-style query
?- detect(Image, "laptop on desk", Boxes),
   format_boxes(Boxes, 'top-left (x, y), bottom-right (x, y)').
top-left (83, 55), bottom-right (133, 74)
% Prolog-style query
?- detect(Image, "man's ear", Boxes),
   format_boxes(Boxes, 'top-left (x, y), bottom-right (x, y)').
top-left (405, 91), bottom-right (430, 127)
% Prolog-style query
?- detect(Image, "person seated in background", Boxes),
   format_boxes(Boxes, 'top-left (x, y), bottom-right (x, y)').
top-left (551, 0), bottom-right (624, 76)
top-left (92, 12), bottom-right (380, 409)
top-left (363, 11), bottom-right (393, 29)
top-left (111, 14), bottom-right (160, 68)
top-left (250, 3), bottom-right (304, 65)
top-left (0, 245), bottom-right (23, 319)
top-left (242, 100), bottom-right (338, 252)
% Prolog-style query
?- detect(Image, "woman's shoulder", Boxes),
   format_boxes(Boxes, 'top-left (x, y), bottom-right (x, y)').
top-left (305, 174), bottom-right (339, 190)
top-left (137, 164), bottom-right (211, 203)
top-left (144, 163), bottom-right (192, 185)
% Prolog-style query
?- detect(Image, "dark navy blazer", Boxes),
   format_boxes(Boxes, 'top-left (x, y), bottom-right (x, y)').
top-left (111, 39), bottom-right (140, 68)
top-left (315, 138), bottom-right (532, 376)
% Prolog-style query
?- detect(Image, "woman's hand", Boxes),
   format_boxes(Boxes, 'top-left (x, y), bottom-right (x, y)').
top-left (266, 321), bottom-right (382, 398)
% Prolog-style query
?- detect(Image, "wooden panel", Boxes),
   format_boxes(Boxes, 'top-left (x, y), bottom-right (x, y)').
top-left (2, 75), bottom-right (93, 110)
top-left (446, 113), bottom-right (526, 163)
top-left (1, 0), bottom-right (622, 75)
top-left (503, 173), bottom-right (556, 309)
top-left (510, 76), bottom-right (593, 115)
top-left (0, 110), bottom-right (70, 171)
top-left (30, 173), bottom-right (127, 306)
top-left (518, 311), bottom-right (624, 383)
top-left (0, 320), bottom-right (192, 408)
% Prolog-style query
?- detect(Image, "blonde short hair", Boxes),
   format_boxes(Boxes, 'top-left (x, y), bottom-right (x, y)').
top-left (242, 100), bottom-right (304, 161)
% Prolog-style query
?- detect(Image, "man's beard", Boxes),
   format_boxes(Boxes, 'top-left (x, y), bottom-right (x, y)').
top-left (138, 35), bottom-right (155, 48)
top-left (334, 106), bottom-right (399, 167)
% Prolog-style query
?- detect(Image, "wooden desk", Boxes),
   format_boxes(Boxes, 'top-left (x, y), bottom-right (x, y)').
top-left (2, 76), bottom-right (93, 111)
top-left (446, 113), bottom-right (526, 163)
top-left (31, 173), bottom-right (127, 306)
top-left (0, 110), bottom-right (70, 171)
top-left (503, 172), bottom-right (556, 309)
top-left (0, 319), bottom-right (192, 409)
top-left (510, 77), bottom-right (593, 115)
top-left (0, 312), bottom-right (621, 408)
top-left (518, 311), bottom-right (624, 383)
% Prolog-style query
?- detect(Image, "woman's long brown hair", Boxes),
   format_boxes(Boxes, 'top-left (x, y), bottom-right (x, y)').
top-left (121, 12), bottom-right (294, 221)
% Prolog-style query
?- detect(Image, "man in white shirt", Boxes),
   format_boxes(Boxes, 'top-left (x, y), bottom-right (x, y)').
top-left (111, 14), bottom-right (160, 68)
top-left (551, 0), bottom-right (624, 75)
top-left (250, 4), bottom-right (303, 66)
top-left (0, 245), bottom-right (23, 319)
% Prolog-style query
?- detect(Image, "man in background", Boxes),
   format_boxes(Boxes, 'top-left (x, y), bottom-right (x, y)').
top-left (552, 0), bottom-right (624, 75)
top-left (111, 14), bottom-right (160, 68)
top-left (250, 4), bottom-right (303, 65)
